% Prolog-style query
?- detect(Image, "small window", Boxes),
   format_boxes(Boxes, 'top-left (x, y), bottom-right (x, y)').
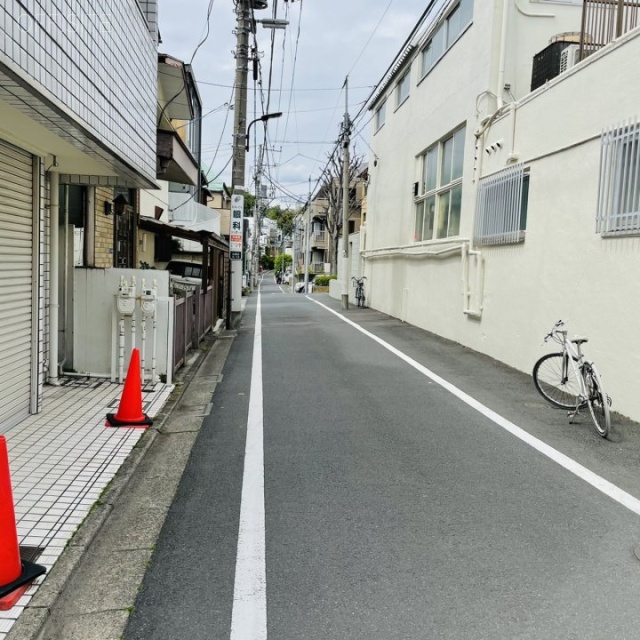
top-left (375, 100), bottom-right (386, 131)
top-left (414, 126), bottom-right (466, 242)
top-left (474, 164), bottom-right (529, 245)
top-left (597, 120), bottom-right (640, 235)
top-left (396, 69), bottom-right (410, 107)
top-left (420, 0), bottom-right (473, 78)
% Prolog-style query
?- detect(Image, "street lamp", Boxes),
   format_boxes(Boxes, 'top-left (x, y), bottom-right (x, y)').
top-left (255, 18), bottom-right (289, 29)
top-left (245, 112), bottom-right (282, 151)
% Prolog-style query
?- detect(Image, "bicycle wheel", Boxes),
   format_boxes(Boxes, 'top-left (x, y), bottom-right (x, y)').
top-left (532, 352), bottom-right (583, 410)
top-left (583, 365), bottom-right (611, 438)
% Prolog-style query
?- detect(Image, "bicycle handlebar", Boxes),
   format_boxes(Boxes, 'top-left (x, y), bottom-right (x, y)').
top-left (544, 320), bottom-right (567, 343)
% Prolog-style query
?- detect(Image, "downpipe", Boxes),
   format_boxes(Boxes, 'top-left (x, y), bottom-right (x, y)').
top-left (48, 171), bottom-right (61, 386)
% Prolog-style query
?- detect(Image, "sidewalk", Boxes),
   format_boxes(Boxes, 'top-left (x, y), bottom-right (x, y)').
top-left (1, 304), bottom-right (242, 640)
top-left (0, 378), bottom-right (173, 639)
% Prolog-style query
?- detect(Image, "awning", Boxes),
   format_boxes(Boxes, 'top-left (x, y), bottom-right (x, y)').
top-left (138, 216), bottom-right (229, 252)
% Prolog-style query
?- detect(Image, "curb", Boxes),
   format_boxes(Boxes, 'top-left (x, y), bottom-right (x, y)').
top-left (6, 320), bottom-right (231, 640)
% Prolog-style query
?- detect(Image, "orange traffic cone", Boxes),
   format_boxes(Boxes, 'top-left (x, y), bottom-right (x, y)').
top-left (0, 436), bottom-right (46, 609)
top-left (106, 348), bottom-right (153, 428)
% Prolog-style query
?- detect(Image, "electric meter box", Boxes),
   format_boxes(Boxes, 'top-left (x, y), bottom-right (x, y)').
top-left (117, 284), bottom-right (136, 316)
top-left (141, 286), bottom-right (157, 316)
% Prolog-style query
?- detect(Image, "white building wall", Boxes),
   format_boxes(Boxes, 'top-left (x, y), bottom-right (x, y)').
top-left (140, 183), bottom-right (170, 223)
top-left (365, 2), bottom-right (640, 420)
top-left (465, 29), bottom-right (640, 421)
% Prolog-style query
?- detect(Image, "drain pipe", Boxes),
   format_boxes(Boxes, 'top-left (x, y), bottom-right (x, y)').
top-left (48, 170), bottom-right (61, 386)
top-left (497, 0), bottom-right (510, 109)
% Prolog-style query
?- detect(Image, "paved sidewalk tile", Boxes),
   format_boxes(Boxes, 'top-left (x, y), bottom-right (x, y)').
top-left (0, 378), bottom-right (173, 640)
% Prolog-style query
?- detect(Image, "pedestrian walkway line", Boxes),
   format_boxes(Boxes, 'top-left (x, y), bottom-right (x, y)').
top-left (230, 285), bottom-right (267, 640)
top-left (308, 297), bottom-right (640, 518)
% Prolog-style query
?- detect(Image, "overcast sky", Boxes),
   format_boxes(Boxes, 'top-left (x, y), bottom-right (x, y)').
top-left (158, 0), bottom-right (428, 205)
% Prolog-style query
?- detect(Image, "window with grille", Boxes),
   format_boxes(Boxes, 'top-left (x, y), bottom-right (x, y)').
top-left (474, 164), bottom-right (529, 246)
top-left (596, 120), bottom-right (640, 235)
top-left (414, 126), bottom-right (465, 241)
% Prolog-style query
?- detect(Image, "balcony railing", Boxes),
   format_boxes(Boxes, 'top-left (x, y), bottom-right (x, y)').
top-left (311, 262), bottom-right (326, 273)
top-left (580, 0), bottom-right (640, 59)
top-left (313, 231), bottom-right (326, 242)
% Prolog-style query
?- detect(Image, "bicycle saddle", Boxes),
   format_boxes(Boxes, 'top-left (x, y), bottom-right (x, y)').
top-left (571, 337), bottom-right (588, 345)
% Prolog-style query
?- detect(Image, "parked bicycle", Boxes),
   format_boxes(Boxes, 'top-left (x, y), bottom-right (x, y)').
top-left (532, 320), bottom-right (611, 437)
top-left (352, 276), bottom-right (366, 308)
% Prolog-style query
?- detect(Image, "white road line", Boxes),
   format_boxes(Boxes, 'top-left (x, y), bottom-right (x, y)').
top-left (230, 286), bottom-right (267, 640)
top-left (308, 297), bottom-right (640, 518)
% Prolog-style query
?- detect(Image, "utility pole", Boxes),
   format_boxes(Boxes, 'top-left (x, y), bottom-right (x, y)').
top-left (303, 176), bottom-right (311, 293)
top-left (290, 215), bottom-right (296, 292)
top-left (341, 76), bottom-right (351, 310)
top-left (232, 1), bottom-right (250, 190)
top-left (252, 145), bottom-right (263, 289)
top-left (228, 0), bottom-right (252, 316)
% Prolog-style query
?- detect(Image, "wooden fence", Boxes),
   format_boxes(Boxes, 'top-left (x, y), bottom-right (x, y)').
top-left (173, 284), bottom-right (217, 374)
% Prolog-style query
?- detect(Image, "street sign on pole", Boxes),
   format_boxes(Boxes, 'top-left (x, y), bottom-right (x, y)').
top-left (231, 192), bottom-right (245, 312)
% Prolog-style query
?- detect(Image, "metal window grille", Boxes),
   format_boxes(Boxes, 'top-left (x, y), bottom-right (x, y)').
top-left (474, 164), bottom-right (526, 246)
top-left (597, 118), bottom-right (640, 235)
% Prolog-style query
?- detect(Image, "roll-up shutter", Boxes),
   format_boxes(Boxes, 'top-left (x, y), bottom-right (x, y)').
top-left (0, 140), bottom-right (34, 429)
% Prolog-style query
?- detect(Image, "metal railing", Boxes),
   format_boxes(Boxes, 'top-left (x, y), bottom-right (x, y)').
top-left (580, 0), bottom-right (640, 59)
top-left (313, 231), bottom-right (326, 243)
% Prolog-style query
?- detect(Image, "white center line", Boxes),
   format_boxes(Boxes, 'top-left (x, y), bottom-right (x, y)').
top-left (308, 296), bottom-right (640, 517)
top-left (230, 285), bottom-right (267, 640)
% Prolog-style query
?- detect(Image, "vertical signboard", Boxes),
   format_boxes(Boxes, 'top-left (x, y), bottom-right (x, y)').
top-left (231, 193), bottom-right (244, 312)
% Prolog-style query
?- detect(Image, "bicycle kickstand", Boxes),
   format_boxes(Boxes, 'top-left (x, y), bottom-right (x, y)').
top-left (567, 396), bottom-right (585, 423)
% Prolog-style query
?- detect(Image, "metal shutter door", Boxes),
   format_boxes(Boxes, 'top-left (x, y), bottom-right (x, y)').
top-left (0, 140), bottom-right (34, 429)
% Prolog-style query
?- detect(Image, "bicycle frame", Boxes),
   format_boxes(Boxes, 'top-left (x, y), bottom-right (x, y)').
top-left (558, 336), bottom-right (588, 417)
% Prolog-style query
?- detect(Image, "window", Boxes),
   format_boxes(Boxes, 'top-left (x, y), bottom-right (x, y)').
top-left (396, 69), bottom-right (410, 107)
top-left (421, 0), bottom-right (473, 78)
top-left (375, 100), bottom-right (386, 131)
top-left (597, 121), bottom-right (640, 235)
top-left (414, 126), bottom-right (466, 241)
top-left (474, 164), bottom-right (529, 246)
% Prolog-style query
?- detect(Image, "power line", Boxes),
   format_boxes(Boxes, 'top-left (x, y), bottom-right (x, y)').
top-left (347, 0), bottom-right (395, 76)
top-left (191, 78), bottom-right (374, 92)
top-left (190, 0), bottom-right (216, 64)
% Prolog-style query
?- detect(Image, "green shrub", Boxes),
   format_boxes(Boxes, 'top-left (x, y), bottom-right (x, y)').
top-left (314, 275), bottom-right (337, 287)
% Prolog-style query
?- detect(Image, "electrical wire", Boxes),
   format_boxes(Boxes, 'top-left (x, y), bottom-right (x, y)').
top-left (280, 0), bottom-right (303, 149)
top-left (347, 0), bottom-right (395, 76)
top-left (190, 0), bottom-right (216, 64)
top-left (171, 83), bottom-right (235, 213)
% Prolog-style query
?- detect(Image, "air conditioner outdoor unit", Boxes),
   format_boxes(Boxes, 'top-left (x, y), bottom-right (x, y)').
top-left (559, 44), bottom-right (580, 73)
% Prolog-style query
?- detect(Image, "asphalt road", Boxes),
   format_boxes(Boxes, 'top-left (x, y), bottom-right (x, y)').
top-left (125, 274), bottom-right (640, 639)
